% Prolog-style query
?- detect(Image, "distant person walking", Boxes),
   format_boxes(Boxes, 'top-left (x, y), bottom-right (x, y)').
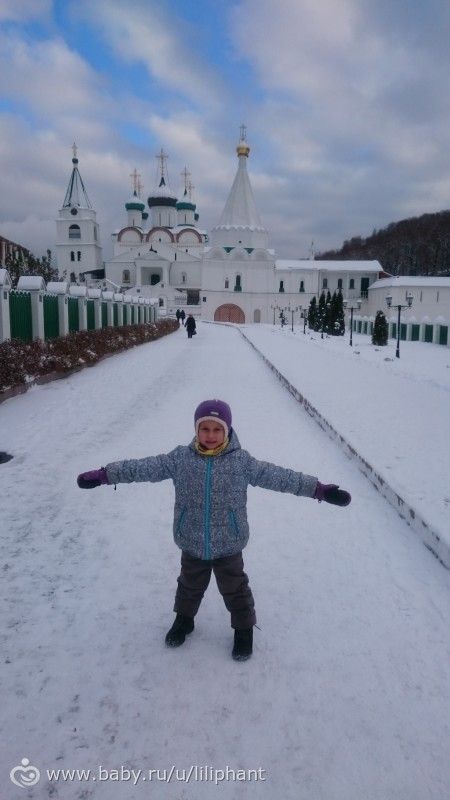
top-left (185, 314), bottom-right (196, 339)
top-left (179, 309), bottom-right (186, 326)
top-left (176, 309), bottom-right (181, 324)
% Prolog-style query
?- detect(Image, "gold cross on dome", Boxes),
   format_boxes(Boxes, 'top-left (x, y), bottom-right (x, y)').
top-left (181, 165), bottom-right (191, 192)
top-left (130, 167), bottom-right (141, 194)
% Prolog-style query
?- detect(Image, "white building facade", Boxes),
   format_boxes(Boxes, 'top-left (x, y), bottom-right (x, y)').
top-left (53, 136), bottom-right (450, 345)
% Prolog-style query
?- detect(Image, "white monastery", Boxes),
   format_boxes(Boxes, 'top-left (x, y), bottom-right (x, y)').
top-left (54, 132), bottom-right (450, 344)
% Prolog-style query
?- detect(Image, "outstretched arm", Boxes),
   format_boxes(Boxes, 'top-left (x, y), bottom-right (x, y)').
top-left (245, 453), bottom-right (318, 497)
top-left (77, 448), bottom-right (182, 489)
top-left (245, 453), bottom-right (351, 506)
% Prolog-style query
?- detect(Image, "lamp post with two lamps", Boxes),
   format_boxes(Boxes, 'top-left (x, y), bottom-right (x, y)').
top-left (287, 304), bottom-right (301, 332)
top-left (386, 292), bottom-right (413, 358)
top-left (343, 299), bottom-right (362, 347)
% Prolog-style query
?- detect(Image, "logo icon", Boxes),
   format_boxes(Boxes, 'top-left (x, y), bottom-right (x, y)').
top-left (10, 758), bottom-right (41, 788)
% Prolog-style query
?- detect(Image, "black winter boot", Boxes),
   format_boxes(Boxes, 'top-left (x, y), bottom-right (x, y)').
top-left (232, 627), bottom-right (253, 661)
top-left (165, 614), bottom-right (194, 647)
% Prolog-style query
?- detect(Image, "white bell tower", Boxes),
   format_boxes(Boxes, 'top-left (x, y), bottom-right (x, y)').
top-left (55, 144), bottom-right (103, 281)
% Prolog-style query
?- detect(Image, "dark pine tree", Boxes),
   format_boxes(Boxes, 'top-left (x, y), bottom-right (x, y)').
top-left (308, 296), bottom-right (317, 330)
top-left (317, 291), bottom-right (326, 332)
top-left (372, 310), bottom-right (388, 345)
top-left (335, 290), bottom-right (345, 335)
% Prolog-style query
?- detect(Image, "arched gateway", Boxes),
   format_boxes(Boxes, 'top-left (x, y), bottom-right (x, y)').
top-left (214, 304), bottom-right (245, 323)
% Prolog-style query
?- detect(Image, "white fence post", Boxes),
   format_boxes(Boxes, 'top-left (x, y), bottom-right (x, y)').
top-left (0, 269), bottom-right (12, 342)
top-left (17, 276), bottom-right (45, 341)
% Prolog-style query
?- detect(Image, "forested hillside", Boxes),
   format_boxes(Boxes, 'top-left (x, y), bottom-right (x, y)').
top-left (317, 210), bottom-right (450, 276)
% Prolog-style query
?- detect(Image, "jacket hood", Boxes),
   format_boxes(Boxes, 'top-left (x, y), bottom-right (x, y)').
top-left (189, 427), bottom-right (241, 455)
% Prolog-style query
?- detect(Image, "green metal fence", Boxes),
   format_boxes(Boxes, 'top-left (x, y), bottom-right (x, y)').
top-left (9, 290), bottom-right (33, 341)
top-left (101, 302), bottom-right (108, 328)
top-left (411, 324), bottom-right (420, 341)
top-left (424, 325), bottom-right (433, 343)
top-left (68, 297), bottom-right (79, 332)
top-left (123, 305), bottom-right (128, 325)
top-left (439, 326), bottom-right (448, 346)
top-left (113, 303), bottom-right (118, 327)
top-left (87, 299), bottom-right (95, 330)
top-left (43, 294), bottom-right (59, 340)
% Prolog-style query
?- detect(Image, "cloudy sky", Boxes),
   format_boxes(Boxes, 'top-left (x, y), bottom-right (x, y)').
top-left (1, 0), bottom-right (450, 261)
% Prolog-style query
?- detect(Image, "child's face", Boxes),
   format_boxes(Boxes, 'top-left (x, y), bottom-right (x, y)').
top-left (197, 421), bottom-right (226, 449)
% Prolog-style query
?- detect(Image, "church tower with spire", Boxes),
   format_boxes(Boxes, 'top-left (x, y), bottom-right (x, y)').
top-left (55, 144), bottom-right (103, 281)
top-left (210, 125), bottom-right (269, 250)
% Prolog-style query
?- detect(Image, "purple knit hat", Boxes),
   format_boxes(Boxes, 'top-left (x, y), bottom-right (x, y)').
top-left (194, 399), bottom-right (232, 438)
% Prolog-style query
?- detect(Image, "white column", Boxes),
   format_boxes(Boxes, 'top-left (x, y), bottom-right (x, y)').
top-left (58, 295), bottom-right (69, 336)
top-left (0, 283), bottom-right (11, 342)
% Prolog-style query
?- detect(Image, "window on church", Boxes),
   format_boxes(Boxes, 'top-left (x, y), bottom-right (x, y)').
top-left (159, 298), bottom-right (164, 307)
top-left (349, 278), bottom-right (355, 290)
top-left (279, 280), bottom-right (285, 293)
top-left (225, 278), bottom-right (229, 289)
top-left (234, 274), bottom-right (242, 292)
top-left (338, 278), bottom-right (343, 289)
top-left (70, 251), bottom-right (75, 262)
top-left (122, 270), bottom-right (130, 284)
top-left (182, 273), bottom-right (187, 284)
top-left (322, 278), bottom-right (328, 289)
top-left (77, 251), bottom-right (81, 261)
top-left (69, 224), bottom-right (81, 239)
top-left (299, 281), bottom-right (305, 292)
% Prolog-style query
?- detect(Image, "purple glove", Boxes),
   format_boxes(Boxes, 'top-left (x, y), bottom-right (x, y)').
top-left (77, 468), bottom-right (109, 489)
top-left (315, 481), bottom-right (351, 506)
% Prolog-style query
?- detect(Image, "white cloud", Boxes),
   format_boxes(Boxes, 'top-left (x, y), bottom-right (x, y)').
top-left (0, 0), bottom-right (51, 23)
top-left (76, 0), bottom-right (227, 111)
top-left (0, 32), bottom-right (112, 120)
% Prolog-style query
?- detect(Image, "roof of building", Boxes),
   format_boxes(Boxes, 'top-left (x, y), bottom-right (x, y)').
top-left (275, 259), bottom-right (383, 272)
top-left (371, 276), bottom-right (450, 289)
top-left (213, 145), bottom-right (267, 234)
top-left (125, 191), bottom-right (145, 211)
top-left (62, 156), bottom-right (92, 209)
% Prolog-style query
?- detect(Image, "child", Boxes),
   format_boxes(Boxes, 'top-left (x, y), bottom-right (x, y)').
top-left (77, 399), bottom-right (351, 661)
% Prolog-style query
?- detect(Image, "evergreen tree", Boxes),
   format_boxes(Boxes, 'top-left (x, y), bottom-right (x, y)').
top-left (5, 248), bottom-right (59, 288)
top-left (372, 310), bottom-right (388, 345)
top-left (317, 291), bottom-right (326, 332)
top-left (334, 290), bottom-right (345, 335)
top-left (308, 296), bottom-right (317, 330)
top-left (323, 290), bottom-right (333, 334)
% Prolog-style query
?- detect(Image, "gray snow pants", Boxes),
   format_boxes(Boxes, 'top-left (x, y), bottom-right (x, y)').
top-left (174, 550), bottom-right (256, 629)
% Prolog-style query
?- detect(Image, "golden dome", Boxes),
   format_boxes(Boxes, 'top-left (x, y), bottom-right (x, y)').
top-left (236, 140), bottom-right (250, 157)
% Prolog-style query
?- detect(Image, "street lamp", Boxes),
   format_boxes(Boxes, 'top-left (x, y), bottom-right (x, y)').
top-left (343, 299), bottom-right (362, 347)
top-left (386, 292), bottom-right (413, 358)
top-left (287, 304), bottom-right (300, 332)
top-left (270, 303), bottom-right (279, 325)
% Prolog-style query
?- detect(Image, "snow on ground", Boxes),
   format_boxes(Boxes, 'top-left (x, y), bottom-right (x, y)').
top-left (240, 323), bottom-right (450, 544)
top-left (1, 321), bottom-right (450, 800)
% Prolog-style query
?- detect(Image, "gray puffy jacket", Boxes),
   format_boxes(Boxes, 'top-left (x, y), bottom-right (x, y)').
top-left (105, 430), bottom-right (318, 560)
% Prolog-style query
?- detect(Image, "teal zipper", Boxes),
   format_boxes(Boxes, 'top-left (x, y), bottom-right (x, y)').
top-left (228, 510), bottom-right (239, 537)
top-left (176, 508), bottom-right (186, 534)
top-left (203, 459), bottom-right (213, 560)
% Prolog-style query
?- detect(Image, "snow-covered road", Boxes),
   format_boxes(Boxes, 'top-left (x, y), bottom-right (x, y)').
top-left (2, 322), bottom-right (450, 800)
